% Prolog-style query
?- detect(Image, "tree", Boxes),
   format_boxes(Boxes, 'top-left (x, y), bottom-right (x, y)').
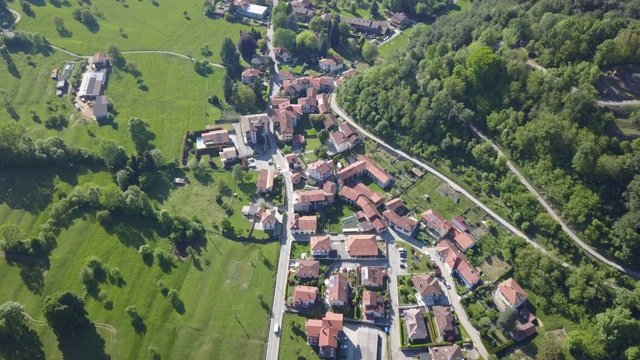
top-left (232, 84), bottom-right (257, 113)
top-left (318, 129), bottom-right (330, 144)
top-left (314, 146), bottom-right (328, 159)
top-left (100, 140), bottom-right (128, 171)
top-left (0, 301), bottom-right (26, 333)
top-left (237, 33), bottom-right (257, 59)
top-left (370, 1), bottom-right (379, 17)
top-left (273, 28), bottom-right (297, 53)
top-left (536, 336), bottom-right (564, 360)
top-left (42, 292), bottom-right (89, 337)
top-left (362, 42), bottom-right (378, 64)
top-left (350, 3), bottom-right (357, 15)
top-left (127, 118), bottom-right (154, 152)
top-left (295, 31), bottom-right (318, 61)
top-left (223, 74), bottom-right (234, 101)
top-left (595, 307), bottom-right (640, 352)
top-left (232, 164), bottom-right (244, 183)
top-left (329, 16), bottom-right (340, 49)
top-left (496, 308), bottom-right (518, 332)
top-left (220, 37), bottom-right (241, 77)
top-left (317, 30), bottom-right (329, 57)
top-left (272, 12), bottom-right (288, 31)
top-left (125, 305), bottom-right (138, 319)
top-left (309, 16), bottom-right (325, 33)
top-left (201, 43), bottom-right (212, 57)
top-left (286, 13), bottom-right (299, 32)
top-left (338, 22), bottom-right (351, 46)
top-left (220, 218), bottom-right (232, 233)
top-left (53, 16), bottom-right (66, 33)
top-left (107, 43), bottom-right (126, 69)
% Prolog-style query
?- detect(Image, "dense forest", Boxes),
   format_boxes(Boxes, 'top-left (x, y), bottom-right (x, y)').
top-left (339, 0), bottom-right (640, 265)
top-left (339, 1), bottom-right (640, 357)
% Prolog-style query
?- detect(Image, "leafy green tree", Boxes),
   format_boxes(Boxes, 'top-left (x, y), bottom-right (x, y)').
top-left (595, 307), bottom-right (640, 353)
top-left (220, 37), bottom-right (241, 77)
top-left (496, 308), bottom-right (518, 332)
top-left (286, 13), bottom-right (299, 32)
top-left (272, 12), bottom-right (288, 31)
top-left (107, 43), bottom-right (126, 69)
top-left (42, 292), bottom-right (88, 337)
top-left (362, 42), bottom-right (378, 64)
top-left (232, 84), bottom-right (257, 113)
top-left (535, 336), bottom-right (564, 360)
top-left (127, 118), bottom-right (155, 152)
top-left (232, 164), bottom-right (244, 183)
top-left (309, 16), bottom-right (325, 33)
top-left (273, 28), bottom-right (297, 53)
top-left (0, 301), bottom-right (26, 333)
top-left (100, 140), bottom-right (128, 171)
top-left (295, 31), bottom-right (318, 61)
top-left (318, 129), bottom-right (329, 144)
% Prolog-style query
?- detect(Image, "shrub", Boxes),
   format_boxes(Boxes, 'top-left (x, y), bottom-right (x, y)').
top-left (138, 245), bottom-right (151, 255)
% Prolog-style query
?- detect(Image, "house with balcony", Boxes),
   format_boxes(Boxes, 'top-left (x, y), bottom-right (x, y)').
top-left (240, 114), bottom-right (269, 144)
top-left (310, 235), bottom-right (332, 257)
top-left (305, 312), bottom-right (344, 359)
top-left (412, 273), bottom-right (446, 306)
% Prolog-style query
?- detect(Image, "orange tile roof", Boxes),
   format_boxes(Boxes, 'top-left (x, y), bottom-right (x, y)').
top-left (289, 215), bottom-right (317, 231)
top-left (310, 235), bottom-right (331, 251)
top-left (328, 274), bottom-right (349, 303)
top-left (257, 169), bottom-right (275, 191)
top-left (382, 209), bottom-right (418, 233)
top-left (497, 278), bottom-right (528, 307)
top-left (453, 230), bottom-right (476, 251)
top-left (412, 273), bottom-right (443, 297)
top-left (293, 285), bottom-right (318, 304)
top-left (457, 259), bottom-right (480, 287)
top-left (421, 209), bottom-right (453, 233)
top-left (295, 259), bottom-right (320, 278)
top-left (346, 234), bottom-right (378, 257)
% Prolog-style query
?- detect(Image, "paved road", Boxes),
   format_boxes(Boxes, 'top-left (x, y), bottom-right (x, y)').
top-left (384, 236), bottom-right (412, 360)
top-left (329, 94), bottom-right (562, 259)
top-left (469, 125), bottom-right (640, 279)
top-left (386, 230), bottom-right (490, 359)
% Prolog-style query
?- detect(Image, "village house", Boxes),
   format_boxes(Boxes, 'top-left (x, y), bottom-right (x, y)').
top-left (327, 274), bottom-right (349, 307)
top-left (495, 278), bottom-right (528, 310)
top-left (342, 17), bottom-right (389, 35)
top-left (430, 345), bottom-right (464, 360)
top-left (433, 306), bottom-right (459, 342)
top-left (338, 122), bottom-right (361, 147)
top-left (284, 153), bottom-right (301, 169)
top-left (274, 47), bottom-right (293, 63)
top-left (289, 214), bottom-right (318, 235)
top-left (356, 196), bottom-right (387, 232)
top-left (330, 131), bottom-right (350, 153)
top-left (382, 209), bottom-right (418, 236)
top-left (240, 114), bottom-right (269, 144)
top-left (293, 285), bottom-right (319, 307)
top-left (293, 185), bottom-right (335, 212)
top-left (360, 266), bottom-right (386, 288)
top-left (241, 68), bottom-right (262, 84)
top-left (251, 54), bottom-right (269, 68)
top-left (339, 182), bottom-right (385, 207)
top-left (274, 114), bottom-right (295, 142)
top-left (362, 290), bottom-right (385, 322)
top-left (305, 312), bottom-right (343, 359)
top-left (271, 96), bottom-right (291, 110)
top-left (257, 169), bottom-right (276, 193)
top-left (421, 209), bottom-right (455, 238)
top-left (346, 234), bottom-right (379, 258)
top-left (201, 129), bottom-right (231, 146)
top-left (309, 76), bottom-right (335, 92)
top-left (293, 134), bottom-right (306, 147)
top-left (412, 273), bottom-right (446, 306)
top-left (436, 239), bottom-right (481, 289)
top-left (324, 113), bottom-right (338, 130)
top-left (316, 94), bottom-right (330, 114)
top-left (278, 69), bottom-right (296, 82)
top-left (259, 208), bottom-right (277, 230)
top-left (450, 216), bottom-right (470, 233)
top-left (404, 308), bottom-right (429, 343)
top-left (299, 94), bottom-right (318, 114)
top-left (292, 6), bottom-right (313, 21)
top-left (453, 230), bottom-right (476, 253)
top-left (310, 235), bottom-right (332, 257)
top-left (336, 68), bottom-right (357, 86)
top-left (337, 155), bottom-right (392, 189)
top-left (318, 55), bottom-right (344, 72)
top-left (389, 12), bottom-right (411, 28)
top-left (219, 147), bottom-right (238, 166)
top-left (307, 159), bottom-right (334, 182)
top-left (295, 259), bottom-right (321, 279)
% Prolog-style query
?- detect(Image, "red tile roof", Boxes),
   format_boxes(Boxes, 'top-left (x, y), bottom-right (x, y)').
top-left (310, 235), bottom-right (331, 251)
top-left (382, 209), bottom-right (418, 233)
top-left (453, 230), bottom-right (476, 251)
top-left (412, 273), bottom-right (443, 297)
top-left (257, 169), bottom-right (275, 191)
top-left (328, 274), bottom-right (349, 303)
top-left (293, 285), bottom-right (318, 304)
top-left (346, 234), bottom-right (378, 257)
top-left (295, 259), bottom-right (320, 278)
top-left (497, 278), bottom-right (528, 307)
top-left (421, 209), bottom-right (453, 233)
top-left (305, 312), bottom-right (344, 349)
top-left (361, 266), bottom-right (386, 287)
top-left (289, 215), bottom-right (317, 231)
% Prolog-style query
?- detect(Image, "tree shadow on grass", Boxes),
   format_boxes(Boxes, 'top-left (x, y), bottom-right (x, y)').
top-left (102, 215), bottom-right (156, 249)
top-left (0, 325), bottom-right (46, 360)
top-left (131, 316), bottom-right (147, 334)
top-left (0, 170), bottom-right (56, 213)
top-left (57, 322), bottom-right (108, 360)
top-left (4, 257), bottom-right (48, 295)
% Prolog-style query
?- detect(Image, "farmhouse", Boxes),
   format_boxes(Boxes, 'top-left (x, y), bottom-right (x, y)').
top-left (284, 153), bottom-right (301, 169)
top-left (412, 273), bottom-right (446, 306)
top-left (330, 131), bottom-right (349, 153)
top-left (310, 235), bottom-right (332, 257)
top-left (92, 95), bottom-right (108, 122)
top-left (305, 312), bottom-right (344, 359)
top-left (338, 122), bottom-right (361, 147)
top-left (257, 169), bottom-right (276, 193)
top-left (362, 290), bottom-right (385, 322)
top-left (346, 234), bottom-right (379, 258)
top-left (342, 17), bottom-right (389, 35)
top-left (327, 274), bottom-right (349, 306)
top-left (201, 129), bottom-right (231, 146)
top-left (274, 48), bottom-right (293, 63)
top-left (495, 278), bottom-right (528, 310)
top-left (289, 214), bottom-right (318, 234)
top-left (361, 266), bottom-right (386, 288)
top-left (78, 70), bottom-right (106, 99)
top-left (292, 6), bottom-right (313, 21)
top-left (337, 155), bottom-right (392, 189)
top-left (307, 159), bottom-right (334, 182)
top-left (295, 259), bottom-right (321, 279)
top-left (90, 53), bottom-right (109, 70)
top-left (240, 113), bottom-right (269, 144)
top-left (404, 308), bottom-right (429, 343)
top-left (240, 3), bottom-right (268, 19)
top-left (389, 12), bottom-right (411, 28)
top-left (293, 285), bottom-right (319, 307)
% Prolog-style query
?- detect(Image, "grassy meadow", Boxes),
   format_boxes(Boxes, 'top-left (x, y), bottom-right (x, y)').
top-left (12, 0), bottom-right (255, 64)
top-left (0, 50), bottom-right (226, 158)
top-left (0, 165), bottom-right (279, 359)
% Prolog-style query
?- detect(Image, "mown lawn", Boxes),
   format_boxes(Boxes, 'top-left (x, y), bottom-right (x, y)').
top-left (12, 0), bottom-right (255, 63)
top-left (378, 34), bottom-right (408, 59)
top-left (279, 313), bottom-right (321, 360)
top-left (0, 51), bottom-right (226, 158)
top-left (402, 174), bottom-right (474, 220)
top-left (0, 167), bottom-right (279, 359)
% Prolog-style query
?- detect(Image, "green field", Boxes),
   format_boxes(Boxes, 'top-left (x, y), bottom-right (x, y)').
top-left (378, 34), bottom-right (408, 59)
top-left (279, 313), bottom-right (321, 360)
top-left (0, 166), bottom-right (278, 359)
top-left (0, 50), bottom-right (226, 158)
top-left (402, 174), bottom-right (474, 220)
top-left (12, 0), bottom-right (255, 64)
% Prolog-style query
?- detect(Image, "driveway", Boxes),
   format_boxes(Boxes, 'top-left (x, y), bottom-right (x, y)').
top-left (342, 323), bottom-right (388, 360)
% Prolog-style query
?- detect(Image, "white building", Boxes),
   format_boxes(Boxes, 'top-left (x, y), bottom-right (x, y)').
top-left (241, 4), bottom-right (268, 19)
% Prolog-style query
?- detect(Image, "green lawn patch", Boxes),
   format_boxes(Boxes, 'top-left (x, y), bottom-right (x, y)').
top-left (323, 201), bottom-right (354, 233)
top-left (279, 313), bottom-right (321, 360)
top-left (378, 34), bottom-right (408, 59)
top-left (13, 1), bottom-right (254, 63)
top-left (406, 250), bottom-right (434, 273)
top-left (402, 174), bottom-right (474, 220)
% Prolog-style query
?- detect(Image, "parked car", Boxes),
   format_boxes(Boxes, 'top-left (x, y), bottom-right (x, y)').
top-left (341, 344), bottom-right (348, 349)
top-left (273, 323), bottom-right (280, 334)
top-left (399, 263), bottom-right (406, 269)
